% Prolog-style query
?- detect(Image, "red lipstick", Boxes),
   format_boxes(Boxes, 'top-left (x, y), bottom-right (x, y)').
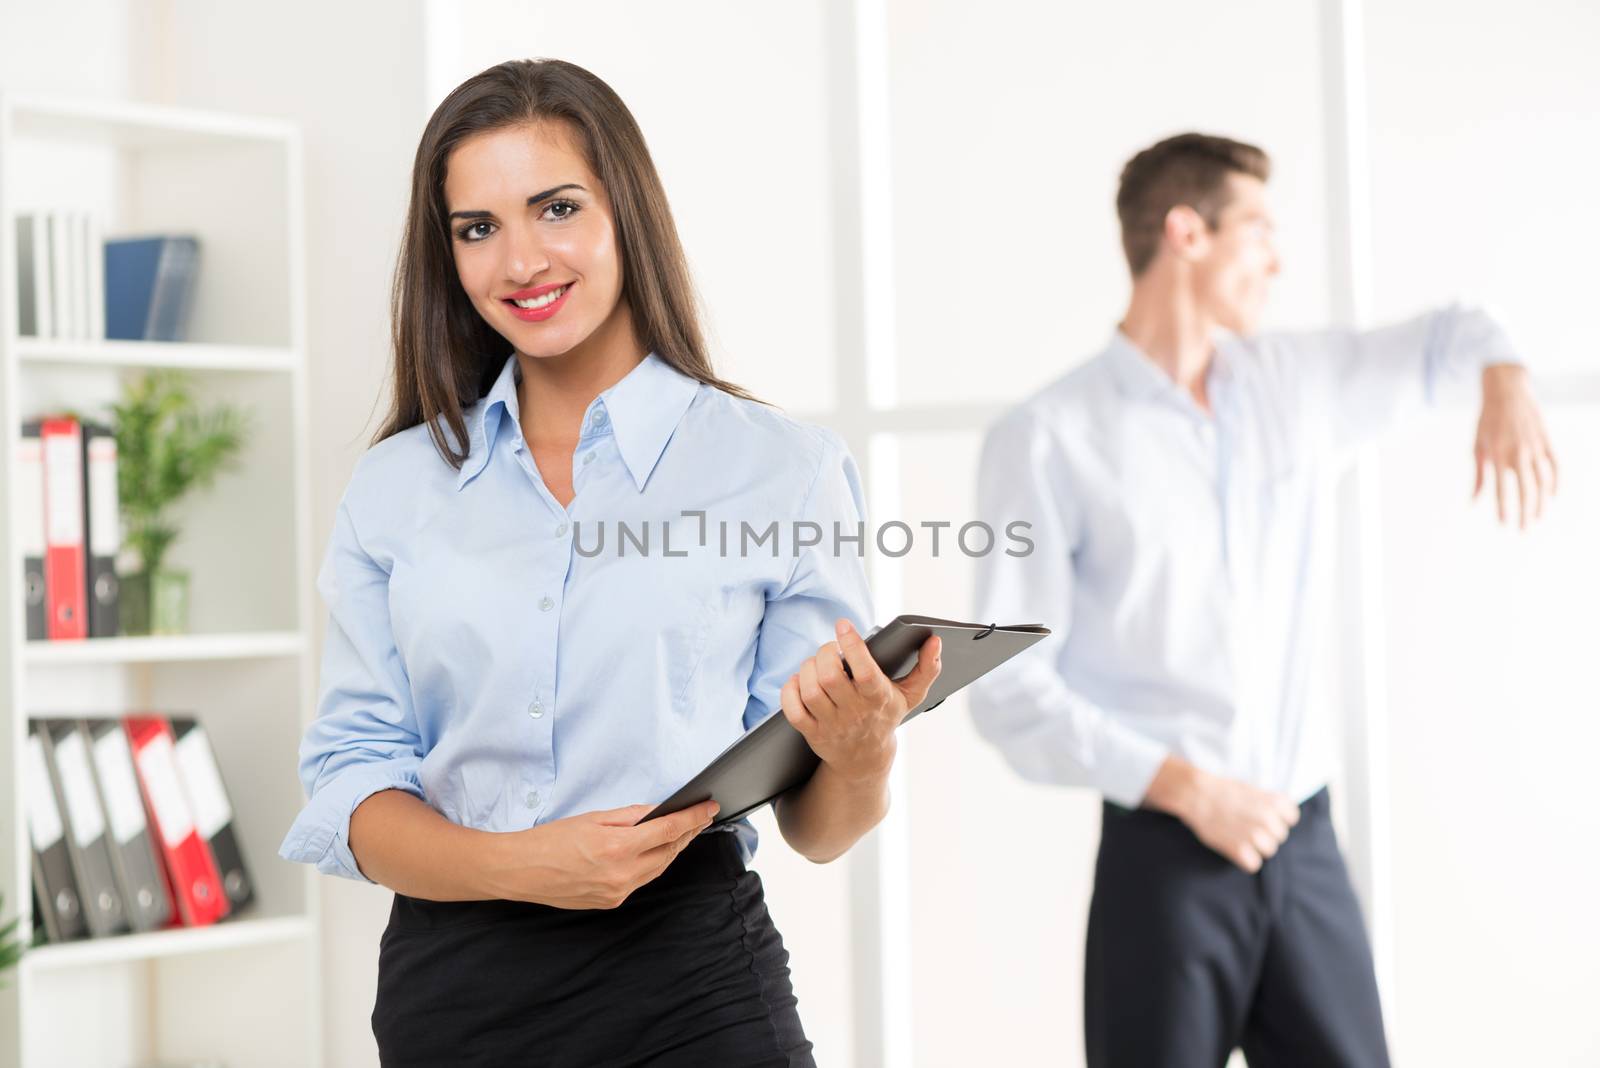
top-left (502, 281), bottom-right (574, 322)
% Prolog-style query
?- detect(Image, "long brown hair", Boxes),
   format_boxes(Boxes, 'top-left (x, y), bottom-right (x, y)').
top-left (376, 58), bottom-right (763, 465)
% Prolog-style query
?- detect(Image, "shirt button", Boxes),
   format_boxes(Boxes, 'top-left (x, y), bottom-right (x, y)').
top-left (591, 409), bottom-right (608, 428)
top-left (528, 698), bottom-right (544, 718)
top-left (539, 595), bottom-right (554, 612)
top-left (555, 522), bottom-right (569, 538)
top-left (582, 452), bottom-right (595, 465)
top-left (525, 791), bottom-right (540, 808)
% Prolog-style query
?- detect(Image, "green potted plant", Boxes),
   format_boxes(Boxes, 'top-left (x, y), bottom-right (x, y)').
top-left (110, 369), bottom-right (250, 636)
top-left (0, 891), bottom-right (22, 987)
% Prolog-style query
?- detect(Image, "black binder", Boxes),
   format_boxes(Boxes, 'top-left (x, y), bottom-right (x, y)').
top-left (84, 718), bottom-right (173, 933)
top-left (19, 421), bottom-right (47, 641)
top-left (40, 719), bottom-right (130, 938)
top-left (80, 420), bottom-right (121, 638)
top-left (643, 615), bottom-right (1051, 826)
top-left (170, 716), bottom-right (255, 911)
top-left (25, 721), bottom-right (85, 943)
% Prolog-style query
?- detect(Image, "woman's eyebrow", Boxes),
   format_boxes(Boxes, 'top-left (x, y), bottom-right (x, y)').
top-left (448, 183), bottom-right (588, 221)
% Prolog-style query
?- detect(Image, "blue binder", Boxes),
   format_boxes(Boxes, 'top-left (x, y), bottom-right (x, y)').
top-left (104, 236), bottom-right (200, 341)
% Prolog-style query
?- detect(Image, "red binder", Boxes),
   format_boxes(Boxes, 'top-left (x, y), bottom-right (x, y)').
top-left (125, 716), bottom-right (230, 927)
top-left (39, 416), bottom-right (88, 640)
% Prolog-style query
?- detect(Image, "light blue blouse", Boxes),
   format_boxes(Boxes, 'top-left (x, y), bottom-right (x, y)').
top-left (278, 351), bottom-right (875, 882)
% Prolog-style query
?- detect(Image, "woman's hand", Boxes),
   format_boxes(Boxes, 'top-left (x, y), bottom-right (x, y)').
top-left (479, 799), bottom-right (720, 909)
top-left (779, 619), bottom-right (943, 783)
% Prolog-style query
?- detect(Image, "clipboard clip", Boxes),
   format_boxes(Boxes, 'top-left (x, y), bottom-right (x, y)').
top-left (972, 622), bottom-right (999, 640)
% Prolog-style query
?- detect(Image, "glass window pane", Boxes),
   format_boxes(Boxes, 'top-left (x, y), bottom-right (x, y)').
top-left (885, 0), bottom-right (1333, 408)
top-left (871, 428), bottom-right (1103, 1065)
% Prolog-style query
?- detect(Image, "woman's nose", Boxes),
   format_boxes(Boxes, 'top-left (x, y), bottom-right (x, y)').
top-left (504, 224), bottom-right (549, 282)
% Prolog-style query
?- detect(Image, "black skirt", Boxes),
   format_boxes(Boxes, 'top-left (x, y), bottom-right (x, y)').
top-left (371, 829), bottom-right (817, 1067)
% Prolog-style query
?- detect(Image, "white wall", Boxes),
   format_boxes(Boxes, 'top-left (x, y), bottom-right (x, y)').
top-left (1364, 2), bottom-right (1600, 1064)
top-left (0, 0), bottom-right (133, 100)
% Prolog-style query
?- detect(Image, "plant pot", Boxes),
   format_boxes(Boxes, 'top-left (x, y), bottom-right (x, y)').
top-left (151, 568), bottom-right (191, 635)
top-left (120, 570), bottom-right (151, 636)
top-left (120, 568), bottom-right (191, 636)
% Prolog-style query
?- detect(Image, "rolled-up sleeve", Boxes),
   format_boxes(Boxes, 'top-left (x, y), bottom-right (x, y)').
top-left (742, 428), bottom-right (876, 732)
top-left (1268, 302), bottom-right (1524, 461)
top-left (278, 493), bottom-right (426, 883)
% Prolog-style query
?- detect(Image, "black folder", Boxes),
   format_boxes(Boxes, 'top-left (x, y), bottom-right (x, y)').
top-left (40, 719), bottom-right (130, 938)
top-left (643, 615), bottom-right (1050, 826)
top-left (19, 421), bottom-right (47, 641)
top-left (170, 716), bottom-right (255, 912)
top-left (81, 420), bottom-right (122, 638)
top-left (26, 721), bottom-right (85, 943)
top-left (84, 718), bottom-right (173, 933)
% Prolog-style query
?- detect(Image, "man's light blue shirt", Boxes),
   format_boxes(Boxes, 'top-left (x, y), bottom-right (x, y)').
top-left (280, 351), bottom-right (875, 882)
top-left (969, 305), bottom-right (1522, 807)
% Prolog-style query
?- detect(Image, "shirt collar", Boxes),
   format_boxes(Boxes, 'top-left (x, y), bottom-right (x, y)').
top-left (1104, 329), bottom-right (1173, 401)
top-left (599, 351), bottom-right (703, 491)
top-left (455, 353), bottom-right (521, 491)
top-left (1103, 328), bottom-right (1234, 408)
top-left (455, 350), bottom-right (702, 493)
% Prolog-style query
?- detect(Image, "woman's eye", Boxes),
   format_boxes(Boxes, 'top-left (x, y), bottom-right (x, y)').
top-left (456, 220), bottom-right (494, 242)
top-left (545, 200), bottom-right (579, 221)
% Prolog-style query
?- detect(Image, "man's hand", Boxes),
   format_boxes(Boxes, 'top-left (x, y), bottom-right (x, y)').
top-left (1142, 755), bottom-right (1300, 873)
top-left (1476, 364), bottom-right (1557, 529)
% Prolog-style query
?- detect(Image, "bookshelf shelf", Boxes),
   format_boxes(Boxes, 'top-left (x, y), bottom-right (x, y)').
top-left (19, 914), bottom-right (311, 973)
top-left (13, 338), bottom-right (299, 373)
top-left (24, 630), bottom-right (307, 665)
top-left (4, 93), bottom-right (296, 151)
top-left (1, 92), bottom-right (317, 1068)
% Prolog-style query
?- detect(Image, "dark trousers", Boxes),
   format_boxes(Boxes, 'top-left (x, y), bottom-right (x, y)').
top-left (1085, 787), bottom-right (1391, 1068)
top-left (372, 830), bottom-right (816, 1067)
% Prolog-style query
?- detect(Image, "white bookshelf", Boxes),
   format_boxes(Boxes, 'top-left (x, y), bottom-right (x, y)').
top-left (24, 632), bottom-right (307, 667)
top-left (22, 914), bottom-right (313, 973)
top-left (0, 94), bottom-right (319, 1068)
top-left (14, 339), bottom-right (299, 374)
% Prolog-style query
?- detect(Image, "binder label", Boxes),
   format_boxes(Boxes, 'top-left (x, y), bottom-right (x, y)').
top-left (17, 437), bottom-right (45, 555)
top-left (136, 733), bottom-right (196, 847)
top-left (25, 734), bottom-right (64, 851)
top-left (175, 727), bottom-right (234, 841)
top-left (43, 432), bottom-right (85, 541)
top-left (53, 730), bottom-right (107, 848)
top-left (92, 726), bottom-right (149, 845)
top-left (87, 436), bottom-right (121, 554)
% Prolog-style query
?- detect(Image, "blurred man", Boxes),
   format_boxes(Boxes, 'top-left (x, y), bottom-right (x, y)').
top-left (968, 133), bottom-right (1557, 1067)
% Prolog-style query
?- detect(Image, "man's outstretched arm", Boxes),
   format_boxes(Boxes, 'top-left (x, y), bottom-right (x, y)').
top-left (1264, 303), bottom-right (1557, 527)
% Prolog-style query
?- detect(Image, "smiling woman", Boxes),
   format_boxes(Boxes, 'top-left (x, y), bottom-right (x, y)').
top-left (381, 59), bottom-right (761, 475)
top-left (277, 57), bottom-right (939, 1068)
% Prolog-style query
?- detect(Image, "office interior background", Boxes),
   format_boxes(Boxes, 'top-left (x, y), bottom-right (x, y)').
top-left (0, 0), bottom-right (1594, 1065)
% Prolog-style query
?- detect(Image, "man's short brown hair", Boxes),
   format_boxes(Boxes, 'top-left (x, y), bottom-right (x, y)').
top-left (1116, 133), bottom-right (1271, 276)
